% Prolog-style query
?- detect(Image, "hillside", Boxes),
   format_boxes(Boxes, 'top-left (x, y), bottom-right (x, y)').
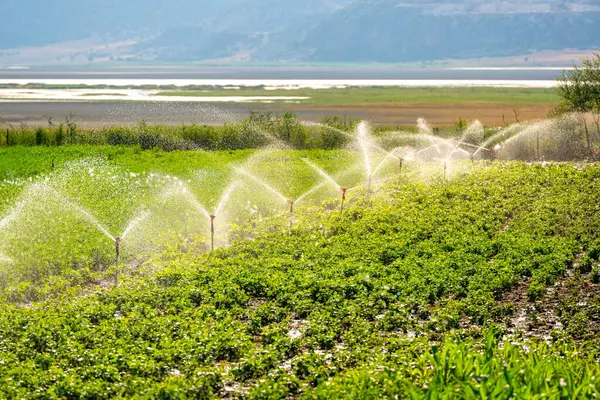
top-left (1, 0), bottom-right (599, 65)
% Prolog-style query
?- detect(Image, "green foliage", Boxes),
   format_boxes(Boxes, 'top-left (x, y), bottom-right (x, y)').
top-left (0, 157), bottom-right (600, 396)
top-left (55, 123), bottom-right (65, 146)
top-left (155, 86), bottom-right (559, 106)
top-left (0, 113), bottom-right (359, 151)
top-left (556, 52), bottom-right (600, 149)
top-left (454, 117), bottom-right (467, 132)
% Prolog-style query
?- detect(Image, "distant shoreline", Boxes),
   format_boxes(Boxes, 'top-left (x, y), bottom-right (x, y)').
top-left (0, 80), bottom-right (558, 90)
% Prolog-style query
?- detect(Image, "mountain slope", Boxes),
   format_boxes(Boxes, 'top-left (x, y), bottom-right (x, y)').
top-left (0, 0), bottom-right (599, 64)
top-left (298, 2), bottom-right (600, 62)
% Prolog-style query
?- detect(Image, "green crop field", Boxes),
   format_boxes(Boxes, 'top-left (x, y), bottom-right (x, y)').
top-left (154, 87), bottom-right (559, 106)
top-left (1, 132), bottom-right (599, 398)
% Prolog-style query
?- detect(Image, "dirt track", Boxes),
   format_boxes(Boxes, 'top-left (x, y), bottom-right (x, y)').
top-left (0, 101), bottom-right (554, 127)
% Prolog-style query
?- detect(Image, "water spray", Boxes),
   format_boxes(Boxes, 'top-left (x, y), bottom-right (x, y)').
top-left (210, 215), bottom-right (216, 251)
top-left (340, 188), bottom-right (348, 215)
top-left (114, 237), bottom-right (121, 288)
top-left (492, 145), bottom-right (501, 161)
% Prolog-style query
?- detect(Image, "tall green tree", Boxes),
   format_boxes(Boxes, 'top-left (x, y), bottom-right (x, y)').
top-left (582, 53), bottom-right (600, 136)
top-left (556, 53), bottom-right (600, 151)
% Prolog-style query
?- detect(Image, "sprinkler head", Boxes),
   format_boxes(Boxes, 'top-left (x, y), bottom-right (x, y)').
top-left (115, 237), bottom-right (121, 249)
top-left (340, 188), bottom-right (348, 199)
top-left (210, 215), bottom-right (216, 221)
top-left (287, 199), bottom-right (294, 205)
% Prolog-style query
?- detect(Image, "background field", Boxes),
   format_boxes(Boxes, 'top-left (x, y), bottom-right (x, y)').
top-left (155, 87), bottom-right (559, 106)
top-left (0, 87), bottom-right (558, 126)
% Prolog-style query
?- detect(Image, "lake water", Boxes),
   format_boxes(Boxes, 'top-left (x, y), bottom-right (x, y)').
top-left (0, 66), bottom-right (563, 89)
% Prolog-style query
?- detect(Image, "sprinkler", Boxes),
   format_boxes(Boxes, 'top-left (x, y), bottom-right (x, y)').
top-left (114, 237), bottom-right (121, 288)
top-left (210, 215), bottom-right (216, 251)
top-left (491, 145), bottom-right (501, 161)
top-left (99, 152), bottom-right (103, 160)
top-left (51, 158), bottom-right (55, 170)
top-left (470, 153), bottom-right (474, 166)
top-left (340, 188), bottom-right (348, 214)
top-left (443, 161), bottom-right (448, 181)
top-left (399, 157), bottom-right (404, 173)
top-left (287, 200), bottom-right (295, 230)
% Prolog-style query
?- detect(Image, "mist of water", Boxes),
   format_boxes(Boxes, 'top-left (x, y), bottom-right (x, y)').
top-left (121, 210), bottom-right (151, 240)
top-left (235, 167), bottom-right (288, 203)
top-left (301, 158), bottom-right (341, 190)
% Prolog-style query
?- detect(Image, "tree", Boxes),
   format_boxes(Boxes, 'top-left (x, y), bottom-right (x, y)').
top-left (556, 53), bottom-right (600, 152)
top-left (582, 53), bottom-right (600, 137)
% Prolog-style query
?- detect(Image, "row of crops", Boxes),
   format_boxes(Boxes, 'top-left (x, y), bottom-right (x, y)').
top-left (0, 153), bottom-right (599, 397)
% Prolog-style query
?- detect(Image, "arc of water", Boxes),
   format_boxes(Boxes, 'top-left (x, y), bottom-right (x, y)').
top-left (500, 120), bottom-right (551, 148)
top-left (452, 147), bottom-right (472, 158)
top-left (301, 158), bottom-right (342, 190)
top-left (473, 123), bottom-right (522, 157)
top-left (372, 148), bottom-right (403, 178)
top-left (214, 181), bottom-right (239, 216)
top-left (235, 168), bottom-right (288, 203)
top-left (185, 190), bottom-right (211, 219)
top-left (0, 254), bottom-right (13, 264)
top-left (346, 175), bottom-right (395, 193)
top-left (368, 142), bottom-right (400, 160)
top-left (45, 185), bottom-right (115, 242)
top-left (442, 147), bottom-right (472, 164)
top-left (301, 122), bottom-right (353, 139)
top-left (0, 198), bottom-right (28, 233)
top-left (455, 141), bottom-right (490, 156)
top-left (161, 179), bottom-right (211, 220)
top-left (384, 132), bottom-right (468, 154)
top-left (121, 210), bottom-right (151, 240)
top-left (294, 181), bottom-right (330, 204)
top-left (296, 164), bottom-right (364, 204)
top-left (416, 118), bottom-right (444, 154)
top-left (414, 144), bottom-right (440, 156)
top-left (356, 122), bottom-right (373, 179)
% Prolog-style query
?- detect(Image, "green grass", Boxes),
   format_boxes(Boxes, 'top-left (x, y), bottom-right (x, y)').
top-left (0, 158), bottom-right (600, 397)
top-left (78, 93), bottom-right (128, 97)
top-left (0, 84), bottom-right (559, 105)
top-left (154, 87), bottom-right (560, 106)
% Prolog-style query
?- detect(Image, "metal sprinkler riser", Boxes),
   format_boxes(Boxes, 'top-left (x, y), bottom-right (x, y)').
top-left (114, 237), bottom-right (121, 287)
top-left (287, 200), bottom-right (295, 231)
top-left (210, 215), bottom-right (216, 251)
top-left (340, 188), bottom-right (348, 214)
top-left (443, 161), bottom-right (448, 181)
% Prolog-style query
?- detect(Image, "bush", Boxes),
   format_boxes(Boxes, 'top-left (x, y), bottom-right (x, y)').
top-left (526, 280), bottom-right (546, 301)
